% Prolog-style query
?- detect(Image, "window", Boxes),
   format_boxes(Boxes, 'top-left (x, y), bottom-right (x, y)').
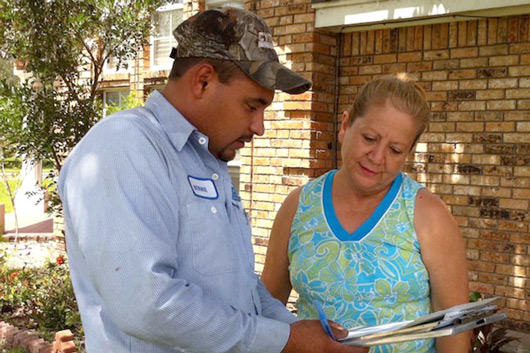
top-left (103, 90), bottom-right (130, 116)
top-left (228, 151), bottom-right (241, 190)
top-left (151, 3), bottom-right (184, 70)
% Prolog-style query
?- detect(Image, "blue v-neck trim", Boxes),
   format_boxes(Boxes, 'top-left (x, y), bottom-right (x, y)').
top-left (322, 170), bottom-right (403, 242)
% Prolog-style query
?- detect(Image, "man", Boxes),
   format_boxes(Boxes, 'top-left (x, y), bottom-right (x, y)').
top-left (59, 7), bottom-right (366, 353)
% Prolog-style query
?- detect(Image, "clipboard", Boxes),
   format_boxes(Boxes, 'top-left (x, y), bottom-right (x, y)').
top-left (315, 297), bottom-right (506, 347)
top-left (341, 312), bottom-right (507, 346)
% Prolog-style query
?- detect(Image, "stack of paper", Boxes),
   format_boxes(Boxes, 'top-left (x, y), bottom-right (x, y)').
top-left (337, 297), bottom-right (506, 346)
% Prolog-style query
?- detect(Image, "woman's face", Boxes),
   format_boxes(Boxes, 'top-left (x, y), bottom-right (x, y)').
top-left (338, 103), bottom-right (419, 196)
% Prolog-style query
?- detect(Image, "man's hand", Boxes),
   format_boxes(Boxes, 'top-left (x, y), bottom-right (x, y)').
top-left (281, 320), bottom-right (368, 353)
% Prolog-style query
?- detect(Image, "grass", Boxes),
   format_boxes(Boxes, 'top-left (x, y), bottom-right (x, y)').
top-left (0, 179), bottom-right (21, 213)
top-left (0, 342), bottom-right (29, 353)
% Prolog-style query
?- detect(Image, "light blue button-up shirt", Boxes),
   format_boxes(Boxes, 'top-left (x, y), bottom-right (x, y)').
top-left (58, 91), bottom-right (296, 353)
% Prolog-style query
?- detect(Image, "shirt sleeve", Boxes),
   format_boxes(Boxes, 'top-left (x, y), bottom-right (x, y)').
top-left (59, 116), bottom-right (290, 353)
top-left (256, 278), bottom-right (299, 324)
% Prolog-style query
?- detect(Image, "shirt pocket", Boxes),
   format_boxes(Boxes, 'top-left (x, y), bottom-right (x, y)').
top-left (185, 200), bottom-right (240, 276)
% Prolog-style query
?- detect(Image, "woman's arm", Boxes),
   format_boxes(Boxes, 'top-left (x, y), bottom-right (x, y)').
top-left (262, 187), bottom-right (302, 305)
top-left (415, 188), bottom-right (470, 353)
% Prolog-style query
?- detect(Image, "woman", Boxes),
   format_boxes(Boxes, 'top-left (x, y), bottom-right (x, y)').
top-left (262, 74), bottom-right (469, 352)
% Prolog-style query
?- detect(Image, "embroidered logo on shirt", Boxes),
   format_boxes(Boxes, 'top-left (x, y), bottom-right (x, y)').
top-left (188, 176), bottom-right (218, 199)
top-left (231, 186), bottom-right (241, 208)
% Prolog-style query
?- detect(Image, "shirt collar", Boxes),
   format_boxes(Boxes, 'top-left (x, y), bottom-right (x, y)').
top-left (144, 90), bottom-right (199, 152)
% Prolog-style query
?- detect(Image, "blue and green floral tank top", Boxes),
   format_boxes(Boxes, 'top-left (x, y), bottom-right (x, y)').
top-left (288, 170), bottom-right (435, 353)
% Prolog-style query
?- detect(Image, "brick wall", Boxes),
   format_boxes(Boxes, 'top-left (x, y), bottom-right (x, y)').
top-left (235, 2), bottom-right (529, 332)
top-left (242, 0), bottom-right (339, 272)
top-left (335, 16), bottom-right (529, 332)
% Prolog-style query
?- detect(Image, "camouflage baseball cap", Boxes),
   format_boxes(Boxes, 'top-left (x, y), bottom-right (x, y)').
top-left (170, 7), bottom-right (311, 94)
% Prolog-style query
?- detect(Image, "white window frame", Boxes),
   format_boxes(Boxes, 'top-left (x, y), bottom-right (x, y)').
top-left (103, 89), bottom-right (130, 117)
top-left (150, 2), bottom-right (184, 71)
top-left (206, 0), bottom-right (244, 10)
top-left (103, 55), bottom-right (131, 74)
top-left (313, 0), bottom-right (530, 32)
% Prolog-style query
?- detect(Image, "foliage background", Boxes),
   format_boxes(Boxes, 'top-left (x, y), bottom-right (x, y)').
top-left (0, 180), bottom-right (21, 213)
top-left (0, 0), bottom-right (169, 214)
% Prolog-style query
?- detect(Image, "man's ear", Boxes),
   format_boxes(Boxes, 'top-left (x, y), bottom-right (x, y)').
top-left (190, 62), bottom-right (216, 99)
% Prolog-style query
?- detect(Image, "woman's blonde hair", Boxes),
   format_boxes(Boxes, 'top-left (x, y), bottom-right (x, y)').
top-left (348, 73), bottom-right (431, 143)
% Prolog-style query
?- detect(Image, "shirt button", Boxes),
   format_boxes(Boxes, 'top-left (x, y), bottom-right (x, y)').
top-left (198, 137), bottom-right (206, 145)
top-left (212, 173), bottom-right (219, 180)
top-left (211, 206), bottom-right (217, 214)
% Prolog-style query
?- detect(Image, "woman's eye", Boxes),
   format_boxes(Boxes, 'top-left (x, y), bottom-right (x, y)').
top-left (247, 104), bottom-right (257, 112)
top-left (391, 148), bottom-right (403, 154)
top-left (363, 135), bottom-right (375, 142)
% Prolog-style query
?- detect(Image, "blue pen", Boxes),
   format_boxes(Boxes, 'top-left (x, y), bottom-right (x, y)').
top-left (314, 301), bottom-right (336, 340)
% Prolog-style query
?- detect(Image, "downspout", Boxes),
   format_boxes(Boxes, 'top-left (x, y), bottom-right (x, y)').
top-left (332, 27), bottom-right (345, 169)
top-left (249, 139), bottom-right (254, 223)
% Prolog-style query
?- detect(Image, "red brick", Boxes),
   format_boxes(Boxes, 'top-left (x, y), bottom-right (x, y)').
top-left (5, 327), bottom-right (21, 346)
top-left (459, 80), bottom-right (487, 90)
top-left (358, 65), bottom-right (382, 75)
top-left (432, 81), bottom-right (458, 91)
top-left (424, 50), bottom-right (449, 60)
top-left (509, 65), bottom-right (530, 76)
top-left (496, 264), bottom-right (527, 276)
top-left (422, 71), bottom-right (448, 81)
top-left (460, 57), bottom-right (488, 68)
top-left (488, 78), bottom-right (518, 88)
top-left (507, 88), bottom-right (530, 98)
top-left (38, 345), bottom-right (53, 353)
top-left (451, 47), bottom-right (478, 58)
top-left (487, 100), bottom-right (516, 110)
top-left (510, 42), bottom-right (530, 53)
top-left (398, 52), bottom-right (422, 62)
top-left (28, 340), bottom-right (50, 353)
top-left (448, 69), bottom-right (476, 79)
top-left (373, 53), bottom-right (396, 64)
top-left (490, 55), bottom-right (519, 66)
top-left (407, 61), bottom-right (432, 71)
top-left (382, 63), bottom-right (407, 74)
top-left (476, 90), bottom-right (504, 100)
top-left (479, 272), bottom-right (507, 285)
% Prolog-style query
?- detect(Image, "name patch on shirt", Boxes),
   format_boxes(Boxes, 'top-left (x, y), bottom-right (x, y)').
top-left (188, 176), bottom-right (218, 199)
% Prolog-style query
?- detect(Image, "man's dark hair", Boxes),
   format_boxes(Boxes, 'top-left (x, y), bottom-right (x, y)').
top-left (168, 57), bottom-right (243, 84)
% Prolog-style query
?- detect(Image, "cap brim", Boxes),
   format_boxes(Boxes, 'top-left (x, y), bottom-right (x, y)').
top-left (235, 61), bottom-right (311, 94)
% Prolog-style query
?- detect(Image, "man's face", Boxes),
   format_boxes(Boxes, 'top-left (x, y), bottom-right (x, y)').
top-left (201, 73), bottom-right (274, 162)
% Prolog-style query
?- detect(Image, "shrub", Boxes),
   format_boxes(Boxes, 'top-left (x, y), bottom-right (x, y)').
top-left (0, 254), bottom-right (83, 348)
top-left (469, 291), bottom-right (520, 353)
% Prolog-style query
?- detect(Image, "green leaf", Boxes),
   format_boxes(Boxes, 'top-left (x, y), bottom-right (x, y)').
top-left (469, 291), bottom-right (482, 302)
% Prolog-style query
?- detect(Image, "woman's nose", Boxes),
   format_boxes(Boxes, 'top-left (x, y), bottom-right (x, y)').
top-left (368, 144), bottom-right (385, 164)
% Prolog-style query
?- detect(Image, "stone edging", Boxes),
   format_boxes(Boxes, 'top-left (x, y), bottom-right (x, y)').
top-left (1, 234), bottom-right (64, 244)
top-left (0, 321), bottom-right (77, 353)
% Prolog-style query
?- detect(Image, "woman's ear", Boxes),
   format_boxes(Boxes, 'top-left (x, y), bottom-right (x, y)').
top-left (338, 111), bottom-right (350, 144)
